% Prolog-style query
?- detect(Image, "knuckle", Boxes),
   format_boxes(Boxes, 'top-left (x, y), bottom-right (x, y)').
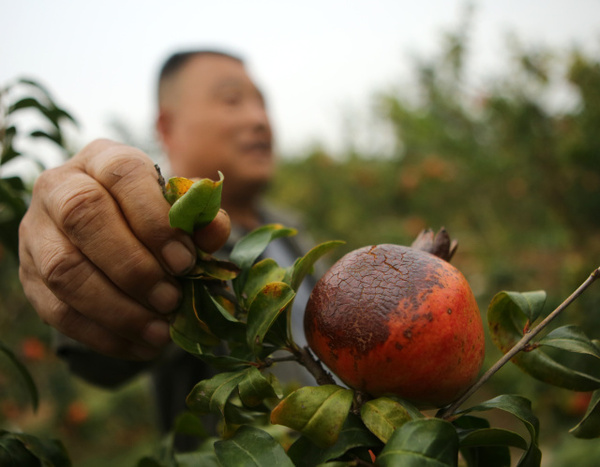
top-left (30, 292), bottom-right (73, 334)
top-left (47, 300), bottom-right (73, 330)
top-left (99, 148), bottom-right (153, 192)
top-left (18, 212), bottom-right (34, 254)
top-left (32, 165), bottom-right (61, 193)
top-left (17, 261), bottom-right (35, 295)
top-left (117, 248), bottom-right (161, 288)
top-left (56, 185), bottom-right (108, 240)
top-left (38, 247), bottom-right (88, 296)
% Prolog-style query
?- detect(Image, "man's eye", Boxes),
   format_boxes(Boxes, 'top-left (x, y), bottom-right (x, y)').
top-left (222, 93), bottom-right (242, 106)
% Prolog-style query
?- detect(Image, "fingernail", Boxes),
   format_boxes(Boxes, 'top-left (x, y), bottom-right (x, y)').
top-left (162, 240), bottom-right (195, 275)
top-left (143, 320), bottom-right (171, 348)
top-left (148, 281), bottom-right (181, 314)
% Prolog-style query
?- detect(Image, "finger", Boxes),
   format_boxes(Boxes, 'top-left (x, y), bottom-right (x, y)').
top-left (20, 214), bottom-right (172, 351)
top-left (193, 209), bottom-right (231, 253)
top-left (19, 270), bottom-right (161, 361)
top-left (37, 166), bottom-right (182, 314)
top-left (79, 140), bottom-right (197, 275)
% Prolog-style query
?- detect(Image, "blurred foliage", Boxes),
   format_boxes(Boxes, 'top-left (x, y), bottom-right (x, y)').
top-left (1, 15), bottom-right (600, 467)
top-left (268, 25), bottom-right (600, 467)
top-left (0, 80), bottom-right (160, 465)
top-left (0, 78), bottom-right (77, 258)
top-left (270, 23), bottom-right (600, 325)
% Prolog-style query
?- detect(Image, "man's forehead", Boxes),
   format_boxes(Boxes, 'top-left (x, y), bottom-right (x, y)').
top-left (180, 56), bottom-right (260, 93)
top-left (182, 54), bottom-right (245, 81)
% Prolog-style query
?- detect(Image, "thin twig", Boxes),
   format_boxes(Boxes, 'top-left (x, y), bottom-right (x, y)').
top-left (439, 266), bottom-right (600, 419)
top-left (291, 345), bottom-right (336, 386)
top-left (260, 355), bottom-right (298, 369)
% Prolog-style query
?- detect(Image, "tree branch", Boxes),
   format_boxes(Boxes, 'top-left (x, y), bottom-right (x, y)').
top-left (291, 345), bottom-right (336, 386)
top-left (439, 266), bottom-right (600, 419)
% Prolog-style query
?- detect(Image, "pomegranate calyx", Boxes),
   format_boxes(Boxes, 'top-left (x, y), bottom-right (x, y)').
top-left (411, 227), bottom-right (458, 262)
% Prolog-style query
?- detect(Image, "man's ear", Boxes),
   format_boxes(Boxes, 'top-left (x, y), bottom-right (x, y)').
top-left (156, 109), bottom-right (173, 147)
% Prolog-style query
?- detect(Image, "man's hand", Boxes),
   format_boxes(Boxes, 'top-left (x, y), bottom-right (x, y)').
top-left (18, 139), bottom-right (230, 360)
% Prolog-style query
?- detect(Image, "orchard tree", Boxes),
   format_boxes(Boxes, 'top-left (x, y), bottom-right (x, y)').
top-left (133, 172), bottom-right (600, 467)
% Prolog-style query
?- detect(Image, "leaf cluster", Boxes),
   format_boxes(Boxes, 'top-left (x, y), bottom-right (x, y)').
top-left (143, 173), bottom-right (600, 467)
top-left (0, 78), bottom-right (76, 257)
top-left (488, 289), bottom-right (600, 439)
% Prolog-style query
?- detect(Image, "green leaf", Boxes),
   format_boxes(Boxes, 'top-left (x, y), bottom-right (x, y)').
top-left (1, 126), bottom-right (20, 165)
top-left (488, 291), bottom-right (600, 391)
top-left (0, 177), bottom-right (27, 214)
top-left (457, 394), bottom-right (541, 467)
top-left (0, 431), bottom-right (71, 467)
top-left (570, 389), bottom-right (600, 438)
top-left (0, 146), bottom-right (21, 166)
top-left (30, 129), bottom-right (62, 146)
top-left (246, 282), bottom-right (295, 354)
top-left (0, 175), bottom-right (26, 193)
top-left (270, 385), bottom-right (354, 448)
top-left (194, 353), bottom-right (255, 371)
top-left (287, 414), bottom-right (381, 467)
top-left (16, 78), bottom-right (78, 126)
top-left (183, 250), bottom-right (240, 281)
top-left (7, 96), bottom-right (49, 115)
top-left (538, 325), bottom-right (600, 359)
top-left (315, 462), bottom-right (358, 467)
top-left (168, 172), bottom-right (224, 233)
top-left (385, 396), bottom-right (425, 420)
top-left (238, 366), bottom-right (281, 407)
top-left (169, 280), bottom-right (221, 357)
top-left (454, 416), bottom-right (513, 467)
top-left (360, 397), bottom-right (413, 443)
top-left (0, 177), bottom-right (29, 258)
top-left (17, 78), bottom-right (53, 96)
top-left (460, 427), bottom-right (528, 450)
top-left (230, 224), bottom-right (297, 299)
top-left (7, 433), bottom-right (70, 466)
top-left (7, 97), bottom-right (71, 133)
top-left (513, 290), bottom-right (547, 323)
top-left (0, 435), bottom-right (40, 466)
top-left (137, 457), bottom-right (168, 467)
top-left (375, 418), bottom-right (459, 467)
top-left (223, 401), bottom-right (259, 426)
top-left (172, 282), bottom-right (246, 350)
top-left (242, 258), bottom-right (287, 308)
top-left (175, 451), bottom-right (220, 467)
top-left (231, 224), bottom-right (297, 270)
top-left (284, 240), bottom-right (345, 291)
top-left (47, 105), bottom-right (78, 127)
top-left (173, 412), bottom-right (209, 439)
top-left (214, 425), bottom-right (294, 467)
top-left (0, 341), bottom-right (39, 411)
top-left (174, 437), bottom-right (220, 466)
top-left (186, 370), bottom-right (248, 417)
top-left (201, 284), bottom-right (246, 337)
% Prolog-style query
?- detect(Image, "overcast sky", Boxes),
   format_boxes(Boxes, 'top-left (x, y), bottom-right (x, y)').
top-left (2, 0), bottom-right (599, 159)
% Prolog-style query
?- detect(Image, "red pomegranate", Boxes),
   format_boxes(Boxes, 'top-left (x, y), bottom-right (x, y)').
top-left (304, 231), bottom-right (485, 408)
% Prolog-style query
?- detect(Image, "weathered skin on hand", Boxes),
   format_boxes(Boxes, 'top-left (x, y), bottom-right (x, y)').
top-left (304, 244), bottom-right (485, 408)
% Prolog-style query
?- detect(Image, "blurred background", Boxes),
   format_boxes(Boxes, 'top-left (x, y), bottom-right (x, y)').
top-left (2, 1), bottom-right (600, 465)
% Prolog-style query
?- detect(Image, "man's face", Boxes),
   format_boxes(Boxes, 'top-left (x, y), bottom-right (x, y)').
top-left (158, 54), bottom-right (275, 196)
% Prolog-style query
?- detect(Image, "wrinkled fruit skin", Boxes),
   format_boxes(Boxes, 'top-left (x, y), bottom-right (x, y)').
top-left (304, 244), bottom-right (485, 408)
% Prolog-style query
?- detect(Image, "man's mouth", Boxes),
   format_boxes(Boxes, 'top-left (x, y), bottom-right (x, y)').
top-left (241, 141), bottom-right (272, 155)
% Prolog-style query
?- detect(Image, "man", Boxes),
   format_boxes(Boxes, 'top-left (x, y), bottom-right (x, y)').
top-left (18, 50), bottom-right (315, 443)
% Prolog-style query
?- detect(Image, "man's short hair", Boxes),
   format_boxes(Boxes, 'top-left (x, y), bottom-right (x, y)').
top-left (157, 49), bottom-right (243, 104)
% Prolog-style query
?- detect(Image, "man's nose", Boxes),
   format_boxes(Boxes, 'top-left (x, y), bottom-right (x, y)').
top-left (247, 102), bottom-right (271, 130)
